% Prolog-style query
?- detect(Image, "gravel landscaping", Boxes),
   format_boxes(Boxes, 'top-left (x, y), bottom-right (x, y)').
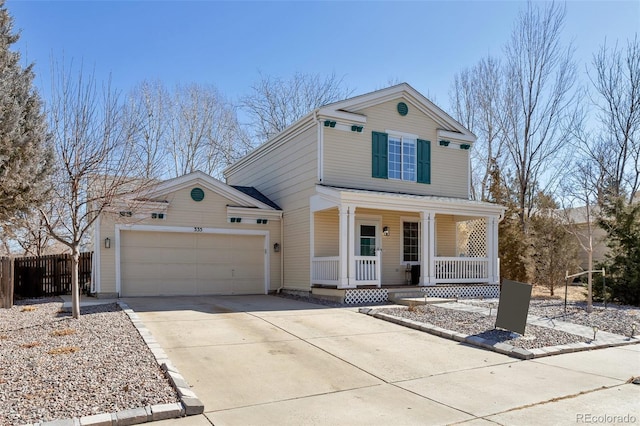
top-left (380, 299), bottom-right (640, 350)
top-left (0, 298), bottom-right (179, 425)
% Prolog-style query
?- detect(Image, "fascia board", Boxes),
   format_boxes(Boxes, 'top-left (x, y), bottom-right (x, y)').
top-left (317, 109), bottom-right (368, 123)
top-left (437, 129), bottom-right (476, 143)
top-left (317, 185), bottom-right (505, 217)
top-left (326, 83), bottom-right (475, 141)
top-left (146, 172), bottom-right (275, 210)
top-left (227, 206), bottom-right (282, 219)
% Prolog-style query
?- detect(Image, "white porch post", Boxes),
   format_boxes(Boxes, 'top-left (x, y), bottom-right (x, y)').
top-left (420, 211), bottom-right (436, 285)
top-left (487, 216), bottom-right (499, 284)
top-left (347, 205), bottom-right (356, 287)
top-left (338, 205), bottom-right (349, 288)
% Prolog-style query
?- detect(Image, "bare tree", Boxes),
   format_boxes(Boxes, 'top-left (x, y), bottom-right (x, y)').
top-left (242, 71), bottom-right (352, 141)
top-left (589, 35), bottom-right (640, 202)
top-left (125, 80), bottom-right (170, 179)
top-left (40, 62), bottom-right (152, 318)
top-left (560, 158), bottom-right (603, 312)
top-left (167, 83), bottom-right (250, 178)
top-left (501, 1), bottom-right (577, 228)
top-left (450, 56), bottom-right (505, 201)
top-left (126, 82), bottom-right (250, 180)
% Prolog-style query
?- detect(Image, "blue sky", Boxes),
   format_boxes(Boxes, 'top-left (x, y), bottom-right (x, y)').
top-left (6, 1), bottom-right (640, 118)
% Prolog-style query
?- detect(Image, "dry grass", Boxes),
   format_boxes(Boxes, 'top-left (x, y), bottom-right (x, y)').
top-left (531, 284), bottom-right (586, 302)
top-left (20, 306), bottom-right (37, 312)
top-left (47, 346), bottom-right (80, 355)
top-left (51, 328), bottom-right (76, 337)
top-left (20, 342), bottom-right (41, 349)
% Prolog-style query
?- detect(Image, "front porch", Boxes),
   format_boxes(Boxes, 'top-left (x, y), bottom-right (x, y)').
top-left (310, 284), bottom-right (500, 305)
top-left (309, 185), bottom-right (505, 292)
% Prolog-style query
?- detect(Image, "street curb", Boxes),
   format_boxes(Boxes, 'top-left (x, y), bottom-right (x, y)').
top-left (360, 308), bottom-right (640, 360)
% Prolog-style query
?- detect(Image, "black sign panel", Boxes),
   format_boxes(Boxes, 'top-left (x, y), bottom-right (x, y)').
top-left (495, 279), bottom-right (532, 335)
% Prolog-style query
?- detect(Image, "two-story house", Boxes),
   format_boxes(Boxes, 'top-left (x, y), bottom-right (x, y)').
top-left (93, 83), bottom-right (505, 304)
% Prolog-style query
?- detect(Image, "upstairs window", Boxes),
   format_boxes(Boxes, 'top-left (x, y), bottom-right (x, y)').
top-left (372, 131), bottom-right (430, 184)
top-left (389, 136), bottom-right (416, 181)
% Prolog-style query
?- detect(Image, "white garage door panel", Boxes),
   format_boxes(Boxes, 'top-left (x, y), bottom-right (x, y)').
top-left (120, 231), bottom-right (265, 297)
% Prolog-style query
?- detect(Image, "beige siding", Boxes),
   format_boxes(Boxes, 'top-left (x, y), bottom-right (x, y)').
top-left (314, 209), bottom-right (339, 257)
top-left (323, 98), bottom-right (469, 198)
top-left (436, 214), bottom-right (456, 257)
top-left (282, 207), bottom-right (311, 290)
top-left (98, 185), bottom-right (281, 295)
top-left (226, 126), bottom-right (318, 291)
top-left (226, 125), bottom-right (318, 211)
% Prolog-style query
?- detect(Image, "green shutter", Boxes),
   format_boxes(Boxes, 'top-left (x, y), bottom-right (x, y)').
top-left (372, 131), bottom-right (388, 179)
top-left (417, 139), bottom-right (431, 184)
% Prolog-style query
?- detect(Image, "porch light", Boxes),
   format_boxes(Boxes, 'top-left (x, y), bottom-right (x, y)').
top-left (273, 243), bottom-right (280, 253)
top-left (104, 238), bottom-right (111, 249)
top-left (383, 226), bottom-right (390, 237)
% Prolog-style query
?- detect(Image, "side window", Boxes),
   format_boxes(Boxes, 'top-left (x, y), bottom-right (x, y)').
top-left (403, 221), bottom-right (419, 262)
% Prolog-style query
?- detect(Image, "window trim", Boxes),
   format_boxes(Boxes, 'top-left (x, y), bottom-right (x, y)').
top-left (400, 217), bottom-right (420, 265)
top-left (388, 134), bottom-right (417, 182)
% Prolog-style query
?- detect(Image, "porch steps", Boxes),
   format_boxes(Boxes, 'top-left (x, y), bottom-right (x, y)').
top-left (393, 297), bottom-right (457, 306)
top-left (387, 289), bottom-right (456, 306)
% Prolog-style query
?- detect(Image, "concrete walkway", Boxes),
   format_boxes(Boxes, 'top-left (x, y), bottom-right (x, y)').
top-left (122, 295), bottom-right (640, 426)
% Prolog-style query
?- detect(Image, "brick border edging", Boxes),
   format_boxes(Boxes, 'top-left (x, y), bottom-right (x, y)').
top-left (359, 308), bottom-right (640, 360)
top-left (31, 302), bottom-right (203, 426)
top-left (118, 301), bottom-right (205, 417)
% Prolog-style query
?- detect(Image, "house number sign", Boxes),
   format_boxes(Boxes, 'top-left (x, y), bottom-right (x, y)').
top-left (194, 227), bottom-right (203, 232)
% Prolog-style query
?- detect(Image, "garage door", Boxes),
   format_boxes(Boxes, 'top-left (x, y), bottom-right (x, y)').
top-left (120, 231), bottom-right (265, 297)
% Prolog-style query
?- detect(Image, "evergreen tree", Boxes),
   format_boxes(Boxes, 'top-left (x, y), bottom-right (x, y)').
top-left (487, 162), bottom-right (528, 283)
top-left (0, 1), bottom-right (52, 223)
top-left (529, 192), bottom-right (579, 296)
top-left (597, 197), bottom-right (640, 306)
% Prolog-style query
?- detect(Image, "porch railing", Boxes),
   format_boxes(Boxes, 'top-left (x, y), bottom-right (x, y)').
top-left (435, 257), bottom-right (489, 283)
top-left (354, 253), bottom-right (381, 286)
top-left (311, 256), bottom-right (339, 285)
top-left (311, 253), bottom-right (381, 287)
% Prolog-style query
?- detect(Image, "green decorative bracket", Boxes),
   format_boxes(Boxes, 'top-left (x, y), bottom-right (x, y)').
top-left (439, 140), bottom-right (450, 146)
top-left (460, 144), bottom-right (471, 150)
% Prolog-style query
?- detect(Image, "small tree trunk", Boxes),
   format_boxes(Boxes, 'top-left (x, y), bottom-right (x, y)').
top-left (71, 248), bottom-right (80, 319)
top-left (587, 242), bottom-right (593, 313)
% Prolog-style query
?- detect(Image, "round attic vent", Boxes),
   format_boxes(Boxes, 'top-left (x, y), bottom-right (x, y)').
top-left (397, 102), bottom-right (408, 116)
top-left (190, 187), bottom-right (205, 202)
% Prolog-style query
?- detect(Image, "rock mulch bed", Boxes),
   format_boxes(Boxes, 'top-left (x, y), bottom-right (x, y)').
top-left (0, 298), bottom-right (179, 425)
top-left (379, 300), bottom-right (640, 350)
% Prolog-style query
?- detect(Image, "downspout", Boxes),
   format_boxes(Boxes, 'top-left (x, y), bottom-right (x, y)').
top-left (277, 212), bottom-right (285, 293)
top-left (315, 110), bottom-right (323, 183)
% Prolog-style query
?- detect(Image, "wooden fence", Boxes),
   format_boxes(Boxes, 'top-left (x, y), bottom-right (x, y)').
top-left (0, 257), bottom-right (13, 308)
top-left (13, 252), bottom-right (93, 298)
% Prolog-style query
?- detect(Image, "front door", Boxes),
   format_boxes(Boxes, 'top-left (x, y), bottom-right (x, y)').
top-left (356, 220), bottom-right (379, 256)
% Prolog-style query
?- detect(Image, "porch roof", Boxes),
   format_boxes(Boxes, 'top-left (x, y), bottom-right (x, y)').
top-left (311, 185), bottom-right (506, 218)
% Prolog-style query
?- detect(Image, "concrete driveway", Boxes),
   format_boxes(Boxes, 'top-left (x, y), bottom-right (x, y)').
top-left (122, 295), bottom-right (640, 426)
